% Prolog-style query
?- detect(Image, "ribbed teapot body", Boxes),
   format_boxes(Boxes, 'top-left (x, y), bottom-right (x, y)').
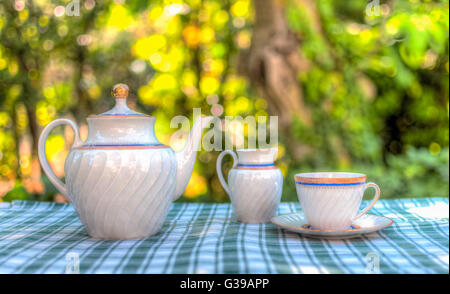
top-left (65, 146), bottom-right (176, 240)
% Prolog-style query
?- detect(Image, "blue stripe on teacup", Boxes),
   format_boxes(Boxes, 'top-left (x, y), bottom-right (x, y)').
top-left (295, 181), bottom-right (365, 186)
top-left (236, 163), bottom-right (275, 167)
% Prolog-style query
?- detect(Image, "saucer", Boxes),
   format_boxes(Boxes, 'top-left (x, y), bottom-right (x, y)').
top-left (271, 213), bottom-right (394, 239)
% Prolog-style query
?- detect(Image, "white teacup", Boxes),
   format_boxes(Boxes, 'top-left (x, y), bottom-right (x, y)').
top-left (295, 172), bottom-right (380, 231)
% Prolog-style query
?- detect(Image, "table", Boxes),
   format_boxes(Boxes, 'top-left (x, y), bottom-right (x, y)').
top-left (0, 198), bottom-right (448, 274)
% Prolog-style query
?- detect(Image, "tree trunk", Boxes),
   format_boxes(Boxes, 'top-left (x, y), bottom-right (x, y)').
top-left (239, 0), bottom-right (313, 158)
top-left (239, 0), bottom-right (311, 128)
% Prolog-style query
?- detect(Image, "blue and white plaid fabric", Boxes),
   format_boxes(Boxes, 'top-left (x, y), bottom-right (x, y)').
top-left (0, 198), bottom-right (448, 274)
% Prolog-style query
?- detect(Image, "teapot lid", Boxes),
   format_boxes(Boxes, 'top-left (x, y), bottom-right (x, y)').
top-left (89, 83), bottom-right (150, 118)
top-left (82, 83), bottom-right (161, 147)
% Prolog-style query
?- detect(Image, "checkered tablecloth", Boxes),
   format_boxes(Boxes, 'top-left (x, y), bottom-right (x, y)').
top-left (0, 198), bottom-right (448, 274)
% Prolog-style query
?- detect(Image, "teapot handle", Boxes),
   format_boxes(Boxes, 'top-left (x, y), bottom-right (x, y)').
top-left (38, 119), bottom-right (82, 199)
top-left (216, 150), bottom-right (238, 198)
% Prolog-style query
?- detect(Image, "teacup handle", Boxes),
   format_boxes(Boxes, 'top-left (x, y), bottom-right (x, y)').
top-left (353, 182), bottom-right (381, 220)
top-left (216, 150), bottom-right (238, 198)
top-left (38, 118), bottom-right (82, 199)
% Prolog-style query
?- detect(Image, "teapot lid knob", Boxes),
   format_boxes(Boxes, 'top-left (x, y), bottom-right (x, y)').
top-left (111, 83), bottom-right (129, 99)
top-left (92, 83), bottom-right (149, 117)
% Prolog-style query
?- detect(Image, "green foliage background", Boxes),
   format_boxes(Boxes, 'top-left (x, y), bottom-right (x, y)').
top-left (0, 0), bottom-right (448, 202)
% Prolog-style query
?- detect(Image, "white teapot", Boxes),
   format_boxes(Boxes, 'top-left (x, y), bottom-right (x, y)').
top-left (38, 84), bottom-right (213, 240)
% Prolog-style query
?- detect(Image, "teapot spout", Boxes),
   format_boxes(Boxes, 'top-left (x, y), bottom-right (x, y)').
top-left (174, 116), bottom-right (214, 200)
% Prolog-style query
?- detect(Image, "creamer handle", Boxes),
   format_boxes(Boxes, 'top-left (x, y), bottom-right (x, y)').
top-left (38, 119), bottom-right (81, 199)
top-left (216, 150), bottom-right (238, 198)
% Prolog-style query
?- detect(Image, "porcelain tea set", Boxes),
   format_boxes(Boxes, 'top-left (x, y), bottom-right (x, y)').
top-left (38, 84), bottom-right (393, 240)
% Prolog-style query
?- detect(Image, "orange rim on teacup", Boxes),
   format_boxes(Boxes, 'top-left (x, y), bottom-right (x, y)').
top-left (295, 172), bottom-right (366, 186)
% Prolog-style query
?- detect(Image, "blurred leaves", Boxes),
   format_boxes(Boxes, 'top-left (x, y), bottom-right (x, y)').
top-left (0, 0), bottom-right (448, 202)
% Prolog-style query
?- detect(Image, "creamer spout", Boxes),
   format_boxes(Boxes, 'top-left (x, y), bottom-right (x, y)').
top-left (174, 116), bottom-right (214, 200)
